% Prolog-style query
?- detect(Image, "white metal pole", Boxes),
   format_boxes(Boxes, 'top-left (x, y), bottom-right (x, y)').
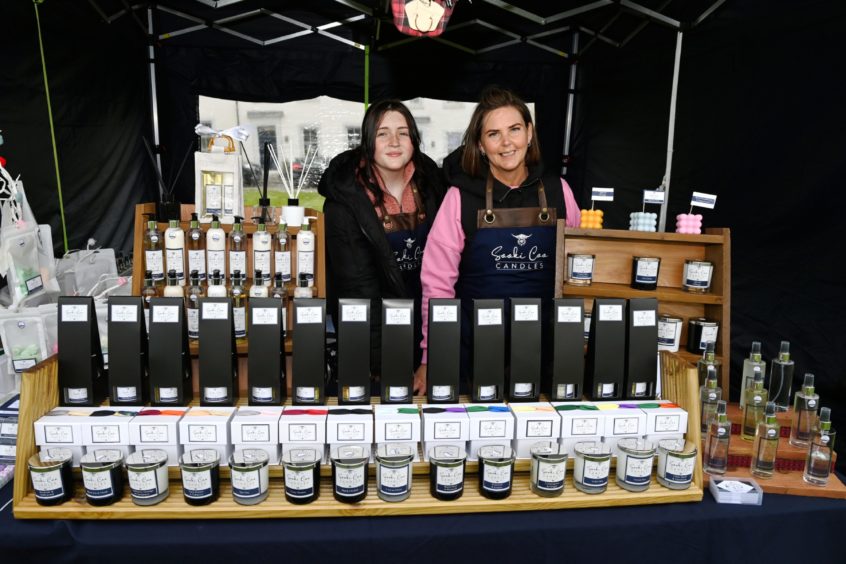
top-left (147, 6), bottom-right (163, 189)
top-left (562, 31), bottom-right (579, 176)
top-left (659, 30), bottom-right (683, 232)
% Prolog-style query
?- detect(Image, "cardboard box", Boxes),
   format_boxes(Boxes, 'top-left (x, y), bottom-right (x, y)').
top-left (279, 408), bottom-right (327, 445)
top-left (34, 407), bottom-right (99, 466)
top-left (326, 406), bottom-right (374, 444)
top-left (178, 407), bottom-right (237, 466)
top-left (599, 404), bottom-right (647, 456)
top-left (230, 406), bottom-right (284, 464)
top-left (551, 299), bottom-right (585, 400)
top-left (128, 407), bottom-right (189, 466)
top-left (510, 402), bottom-right (561, 459)
top-left (81, 407), bottom-right (142, 459)
top-left (465, 404), bottom-right (514, 459)
top-left (552, 402), bottom-right (605, 457)
top-left (374, 404), bottom-right (421, 443)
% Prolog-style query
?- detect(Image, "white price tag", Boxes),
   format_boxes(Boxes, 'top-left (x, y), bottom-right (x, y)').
top-left (514, 304), bottom-right (539, 322)
top-left (152, 306), bottom-right (179, 323)
top-left (432, 305), bottom-right (458, 323)
top-left (691, 191), bottom-right (717, 209)
top-left (342, 304), bottom-right (368, 322)
top-left (62, 304), bottom-right (88, 322)
top-left (385, 308), bottom-right (411, 326)
top-left (598, 304), bottom-right (623, 322)
top-left (557, 306), bottom-right (581, 323)
top-left (297, 307), bottom-right (322, 325)
top-left (477, 308), bottom-right (502, 326)
top-left (591, 187), bottom-right (615, 202)
top-left (202, 302), bottom-right (229, 320)
top-left (633, 310), bottom-right (656, 327)
top-left (643, 190), bottom-right (666, 205)
top-left (111, 305), bottom-right (138, 323)
top-left (252, 307), bottom-right (278, 325)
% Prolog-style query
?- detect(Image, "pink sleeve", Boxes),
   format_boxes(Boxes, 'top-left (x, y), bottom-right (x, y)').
top-left (561, 178), bottom-right (581, 228)
top-left (419, 187), bottom-right (465, 364)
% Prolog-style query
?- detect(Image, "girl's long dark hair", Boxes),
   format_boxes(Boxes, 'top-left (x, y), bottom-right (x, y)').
top-left (356, 99), bottom-right (429, 207)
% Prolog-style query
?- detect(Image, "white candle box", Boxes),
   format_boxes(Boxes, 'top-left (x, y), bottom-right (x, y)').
top-left (465, 404), bottom-right (515, 461)
top-left (326, 406), bottom-right (374, 445)
top-left (282, 443), bottom-right (328, 465)
top-left (128, 407), bottom-right (189, 466)
top-left (422, 441), bottom-right (468, 462)
top-left (552, 402), bottom-right (605, 457)
top-left (374, 404), bottom-right (421, 443)
top-left (34, 407), bottom-right (99, 466)
top-left (178, 407), bottom-right (237, 466)
top-left (598, 405), bottom-right (647, 457)
top-left (628, 400), bottom-right (688, 443)
top-left (421, 404), bottom-right (470, 444)
top-left (81, 406), bottom-right (143, 459)
top-left (230, 406), bottom-right (284, 464)
top-left (279, 408), bottom-right (328, 446)
top-left (510, 403), bottom-right (562, 459)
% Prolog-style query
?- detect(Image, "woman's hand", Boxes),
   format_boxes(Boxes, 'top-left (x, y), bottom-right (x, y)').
top-left (413, 364), bottom-right (428, 395)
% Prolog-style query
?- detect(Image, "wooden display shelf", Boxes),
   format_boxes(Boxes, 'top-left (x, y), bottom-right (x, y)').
top-left (560, 281), bottom-right (723, 305)
top-left (726, 402), bottom-right (793, 436)
top-left (703, 468), bottom-right (846, 500)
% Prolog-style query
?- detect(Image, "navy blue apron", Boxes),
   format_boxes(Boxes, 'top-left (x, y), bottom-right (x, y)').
top-left (455, 175), bottom-right (558, 397)
top-left (379, 185), bottom-right (429, 370)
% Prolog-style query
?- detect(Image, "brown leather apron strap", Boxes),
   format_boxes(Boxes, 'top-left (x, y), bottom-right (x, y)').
top-left (478, 175), bottom-right (556, 228)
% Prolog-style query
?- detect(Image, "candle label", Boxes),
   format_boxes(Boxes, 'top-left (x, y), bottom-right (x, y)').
top-left (188, 250), bottom-right (206, 279)
top-left (111, 304), bottom-right (138, 322)
top-left (432, 305), bottom-right (458, 323)
top-left (335, 465), bottom-right (366, 497)
top-left (285, 467), bottom-right (314, 498)
top-left (140, 424), bottom-right (169, 443)
top-left (385, 308), bottom-right (411, 326)
top-left (513, 383), bottom-right (533, 398)
top-left (633, 310), bottom-right (656, 327)
top-left (514, 305), bottom-right (539, 322)
top-left (297, 307), bottom-right (323, 324)
top-left (655, 414), bottom-right (681, 432)
top-left (202, 302), bottom-right (228, 320)
top-left (275, 251), bottom-right (291, 282)
top-left (624, 456), bottom-right (653, 485)
top-left (434, 422), bottom-right (461, 440)
top-left (204, 387), bottom-right (228, 403)
top-left (128, 468), bottom-right (160, 498)
top-left (241, 424), bottom-right (270, 443)
top-left (188, 424), bottom-right (218, 443)
top-left (229, 251), bottom-right (246, 275)
top-left (66, 388), bottom-right (89, 405)
top-left (534, 459), bottom-right (566, 491)
top-left (478, 386), bottom-right (497, 401)
top-left (232, 468), bottom-right (261, 498)
top-left (657, 320), bottom-right (679, 344)
top-left (158, 387), bottom-right (178, 402)
top-left (288, 423), bottom-right (317, 442)
top-left (13, 358), bottom-right (37, 372)
top-left (83, 469), bottom-right (114, 499)
top-left (479, 420), bottom-right (507, 438)
top-left (31, 469), bottom-right (65, 499)
top-left (613, 417), bottom-right (640, 435)
top-left (234, 307), bottom-right (246, 338)
top-left (581, 459), bottom-right (610, 486)
top-left (342, 304), bottom-right (367, 322)
top-left (635, 260), bottom-right (659, 283)
top-left (557, 306), bottom-right (581, 323)
top-left (182, 469), bottom-right (213, 499)
top-left (685, 263), bottom-right (712, 286)
top-left (436, 465), bottom-right (464, 493)
top-left (591, 187), bottom-right (615, 202)
top-left (482, 464), bottom-right (512, 491)
top-left (431, 386), bottom-right (453, 401)
top-left (379, 465), bottom-right (410, 495)
top-left (385, 423), bottom-right (412, 441)
top-left (598, 305), bottom-right (622, 322)
top-left (44, 425), bottom-right (74, 444)
top-left (570, 256), bottom-right (594, 278)
top-left (251, 387), bottom-right (273, 401)
top-left (296, 387), bottom-right (316, 401)
top-left (665, 454), bottom-right (695, 483)
top-left (336, 423), bottom-right (365, 442)
top-left (571, 417), bottom-right (598, 436)
top-left (389, 387), bottom-right (409, 402)
top-left (0, 422), bottom-right (18, 438)
top-left (699, 326), bottom-right (719, 348)
top-left (116, 386), bottom-right (138, 402)
top-left (207, 250), bottom-right (225, 273)
top-left (526, 420), bottom-right (553, 438)
top-left (91, 425), bottom-right (121, 444)
top-left (477, 309), bottom-right (502, 326)
top-left (152, 306), bottom-right (179, 323)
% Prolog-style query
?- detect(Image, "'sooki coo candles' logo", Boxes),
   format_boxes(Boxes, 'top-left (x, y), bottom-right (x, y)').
top-left (490, 233), bottom-right (549, 270)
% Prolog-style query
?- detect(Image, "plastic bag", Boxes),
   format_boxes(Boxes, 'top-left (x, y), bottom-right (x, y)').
top-left (0, 311), bottom-right (49, 375)
top-left (37, 303), bottom-right (58, 357)
top-left (2, 229), bottom-right (43, 302)
top-left (55, 245), bottom-right (118, 297)
top-left (194, 135), bottom-right (244, 224)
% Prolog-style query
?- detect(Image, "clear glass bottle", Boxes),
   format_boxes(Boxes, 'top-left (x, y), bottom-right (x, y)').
top-left (229, 217), bottom-right (247, 284)
top-left (231, 270), bottom-right (247, 339)
top-left (163, 269), bottom-right (184, 299)
top-left (790, 373), bottom-right (820, 448)
top-left (186, 270), bottom-right (204, 340)
top-left (253, 221), bottom-right (272, 287)
top-left (703, 400), bottom-right (730, 475)
top-left (249, 270), bottom-right (269, 298)
top-left (699, 365), bottom-right (721, 433)
top-left (141, 269), bottom-right (158, 333)
top-left (164, 219), bottom-right (185, 286)
top-left (750, 402), bottom-right (779, 479)
top-left (768, 341), bottom-right (795, 412)
top-left (144, 217), bottom-right (164, 284)
top-left (803, 407), bottom-right (835, 486)
top-left (274, 221), bottom-right (292, 285)
top-left (207, 269), bottom-right (227, 298)
top-left (741, 367), bottom-right (767, 441)
top-left (187, 212), bottom-right (206, 282)
top-left (206, 215), bottom-right (226, 281)
top-left (739, 341), bottom-right (767, 409)
top-left (696, 340), bottom-right (722, 388)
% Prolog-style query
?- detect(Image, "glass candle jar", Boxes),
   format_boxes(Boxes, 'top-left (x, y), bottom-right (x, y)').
top-left (530, 441), bottom-right (568, 497)
top-left (567, 253), bottom-right (595, 285)
top-left (180, 449), bottom-right (221, 506)
top-left (657, 315), bottom-right (683, 352)
top-left (682, 259), bottom-right (714, 293)
top-left (687, 318), bottom-right (719, 353)
top-left (282, 447), bottom-right (321, 504)
top-left (331, 444), bottom-right (369, 503)
top-left (573, 442), bottom-right (611, 494)
top-left (477, 445), bottom-right (515, 500)
top-left (28, 448), bottom-right (74, 506)
top-left (631, 256), bottom-right (661, 290)
top-left (428, 445), bottom-right (466, 501)
top-left (615, 438), bottom-right (656, 492)
top-left (229, 449), bottom-right (270, 506)
top-left (80, 449), bottom-right (125, 506)
top-left (375, 443), bottom-right (415, 502)
top-left (126, 449), bottom-right (170, 506)
top-left (656, 439), bottom-right (697, 490)
top-left (430, 385), bottom-right (456, 403)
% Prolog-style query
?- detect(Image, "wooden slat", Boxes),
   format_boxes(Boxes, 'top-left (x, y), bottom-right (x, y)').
top-left (560, 282), bottom-right (723, 304)
top-left (564, 228), bottom-right (725, 245)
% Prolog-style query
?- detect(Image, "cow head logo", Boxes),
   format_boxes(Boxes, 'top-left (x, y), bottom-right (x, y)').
top-left (405, 238), bottom-right (415, 249)
top-left (512, 233), bottom-right (532, 246)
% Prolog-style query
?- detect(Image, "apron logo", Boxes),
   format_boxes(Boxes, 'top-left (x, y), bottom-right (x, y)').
top-left (513, 233), bottom-right (532, 246)
top-left (490, 232), bottom-right (549, 271)
top-left (405, 238), bottom-right (415, 249)
top-left (395, 242), bottom-right (423, 271)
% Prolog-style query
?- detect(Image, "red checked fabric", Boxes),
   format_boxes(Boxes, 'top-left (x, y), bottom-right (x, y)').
top-left (391, 0), bottom-right (458, 37)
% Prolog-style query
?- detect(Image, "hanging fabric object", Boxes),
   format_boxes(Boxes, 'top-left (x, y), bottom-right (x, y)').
top-left (391, 0), bottom-right (459, 37)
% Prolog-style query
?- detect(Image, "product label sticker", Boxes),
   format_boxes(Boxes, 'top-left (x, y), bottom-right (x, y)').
top-left (166, 249), bottom-right (185, 277)
top-left (253, 249), bottom-right (271, 275)
top-left (557, 306), bottom-right (581, 323)
top-left (298, 250), bottom-right (315, 275)
top-left (26, 274), bottom-right (44, 293)
top-left (32, 469), bottom-right (64, 500)
top-left (111, 304), bottom-right (138, 323)
top-left (536, 459), bottom-right (566, 491)
top-left (188, 250), bottom-right (207, 278)
top-left (158, 387), bottom-right (178, 402)
top-left (207, 250), bottom-right (225, 273)
top-left (288, 423), bottom-right (317, 442)
top-left (140, 424), bottom-right (169, 443)
top-left (12, 359), bottom-right (37, 372)
top-left (613, 417), bottom-right (640, 435)
top-left (205, 184), bottom-right (222, 212)
top-left (379, 465), bottom-right (410, 496)
top-left (67, 388), bottom-right (89, 403)
top-left (252, 307), bottom-right (278, 326)
top-left (514, 304), bottom-right (539, 322)
top-left (389, 387), bottom-right (409, 402)
top-left (477, 308), bottom-right (502, 326)
top-left (655, 414), bottom-right (681, 432)
top-left (223, 184), bottom-right (235, 215)
top-left (479, 420), bottom-right (507, 439)
top-left (570, 256), bottom-right (594, 276)
top-left (385, 308), bottom-right (411, 326)
top-left (204, 387), bottom-right (228, 403)
top-left (482, 464), bottom-right (512, 491)
top-left (251, 387), bottom-right (273, 402)
top-left (434, 421), bottom-right (461, 440)
top-left (643, 190), bottom-right (666, 205)
top-left (61, 304), bottom-right (88, 322)
top-left (145, 250), bottom-right (164, 278)
top-left (44, 425), bottom-right (74, 444)
top-left (231, 468), bottom-right (262, 498)
top-left (233, 307), bottom-right (246, 337)
top-left (431, 386), bottom-right (453, 401)
top-left (128, 468), bottom-right (160, 499)
top-left (635, 260), bottom-right (659, 282)
top-left (187, 308), bottom-right (200, 337)
top-left (182, 469), bottom-right (213, 499)
top-left (526, 420), bottom-right (553, 438)
top-left (285, 467), bottom-right (315, 498)
top-left (591, 187), bottom-right (615, 202)
top-left (229, 251), bottom-right (246, 275)
top-left (275, 251), bottom-right (292, 281)
top-left (82, 469), bottom-right (114, 499)
top-left (385, 422), bottom-right (412, 441)
top-left (633, 310), bottom-right (656, 327)
top-left (188, 424), bottom-right (217, 443)
top-left (432, 305), bottom-right (458, 323)
top-left (691, 191), bottom-right (717, 209)
top-left (700, 326), bottom-right (719, 348)
top-left (598, 304), bottom-right (623, 322)
top-left (0, 422), bottom-right (18, 438)
top-left (334, 465), bottom-right (366, 497)
top-left (202, 302), bottom-right (228, 320)
top-left (571, 417), bottom-right (599, 436)
top-left (624, 456), bottom-right (652, 484)
top-left (436, 465), bottom-right (464, 494)
top-left (152, 305), bottom-right (179, 323)
top-left (342, 304), bottom-right (368, 322)
top-left (91, 425), bottom-right (121, 444)
top-left (581, 459), bottom-right (610, 486)
top-left (336, 423), bottom-right (365, 442)
top-left (297, 306), bottom-right (323, 325)
top-left (478, 386), bottom-right (497, 401)
top-left (665, 454), bottom-right (695, 483)
top-left (241, 424), bottom-right (271, 443)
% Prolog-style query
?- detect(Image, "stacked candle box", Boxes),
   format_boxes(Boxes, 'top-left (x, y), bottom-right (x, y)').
top-left (326, 405), bottom-right (374, 463)
top-left (278, 407), bottom-right (328, 464)
top-left (129, 407), bottom-right (190, 466)
top-left (421, 404), bottom-right (470, 461)
top-left (628, 400), bottom-right (688, 444)
top-left (374, 405), bottom-right (422, 462)
top-left (466, 404), bottom-right (516, 461)
top-left (34, 407), bottom-right (142, 466)
top-left (0, 415), bottom-right (18, 466)
top-left (511, 403), bottom-right (561, 459)
top-left (179, 407), bottom-right (237, 466)
top-left (231, 406), bottom-right (285, 463)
